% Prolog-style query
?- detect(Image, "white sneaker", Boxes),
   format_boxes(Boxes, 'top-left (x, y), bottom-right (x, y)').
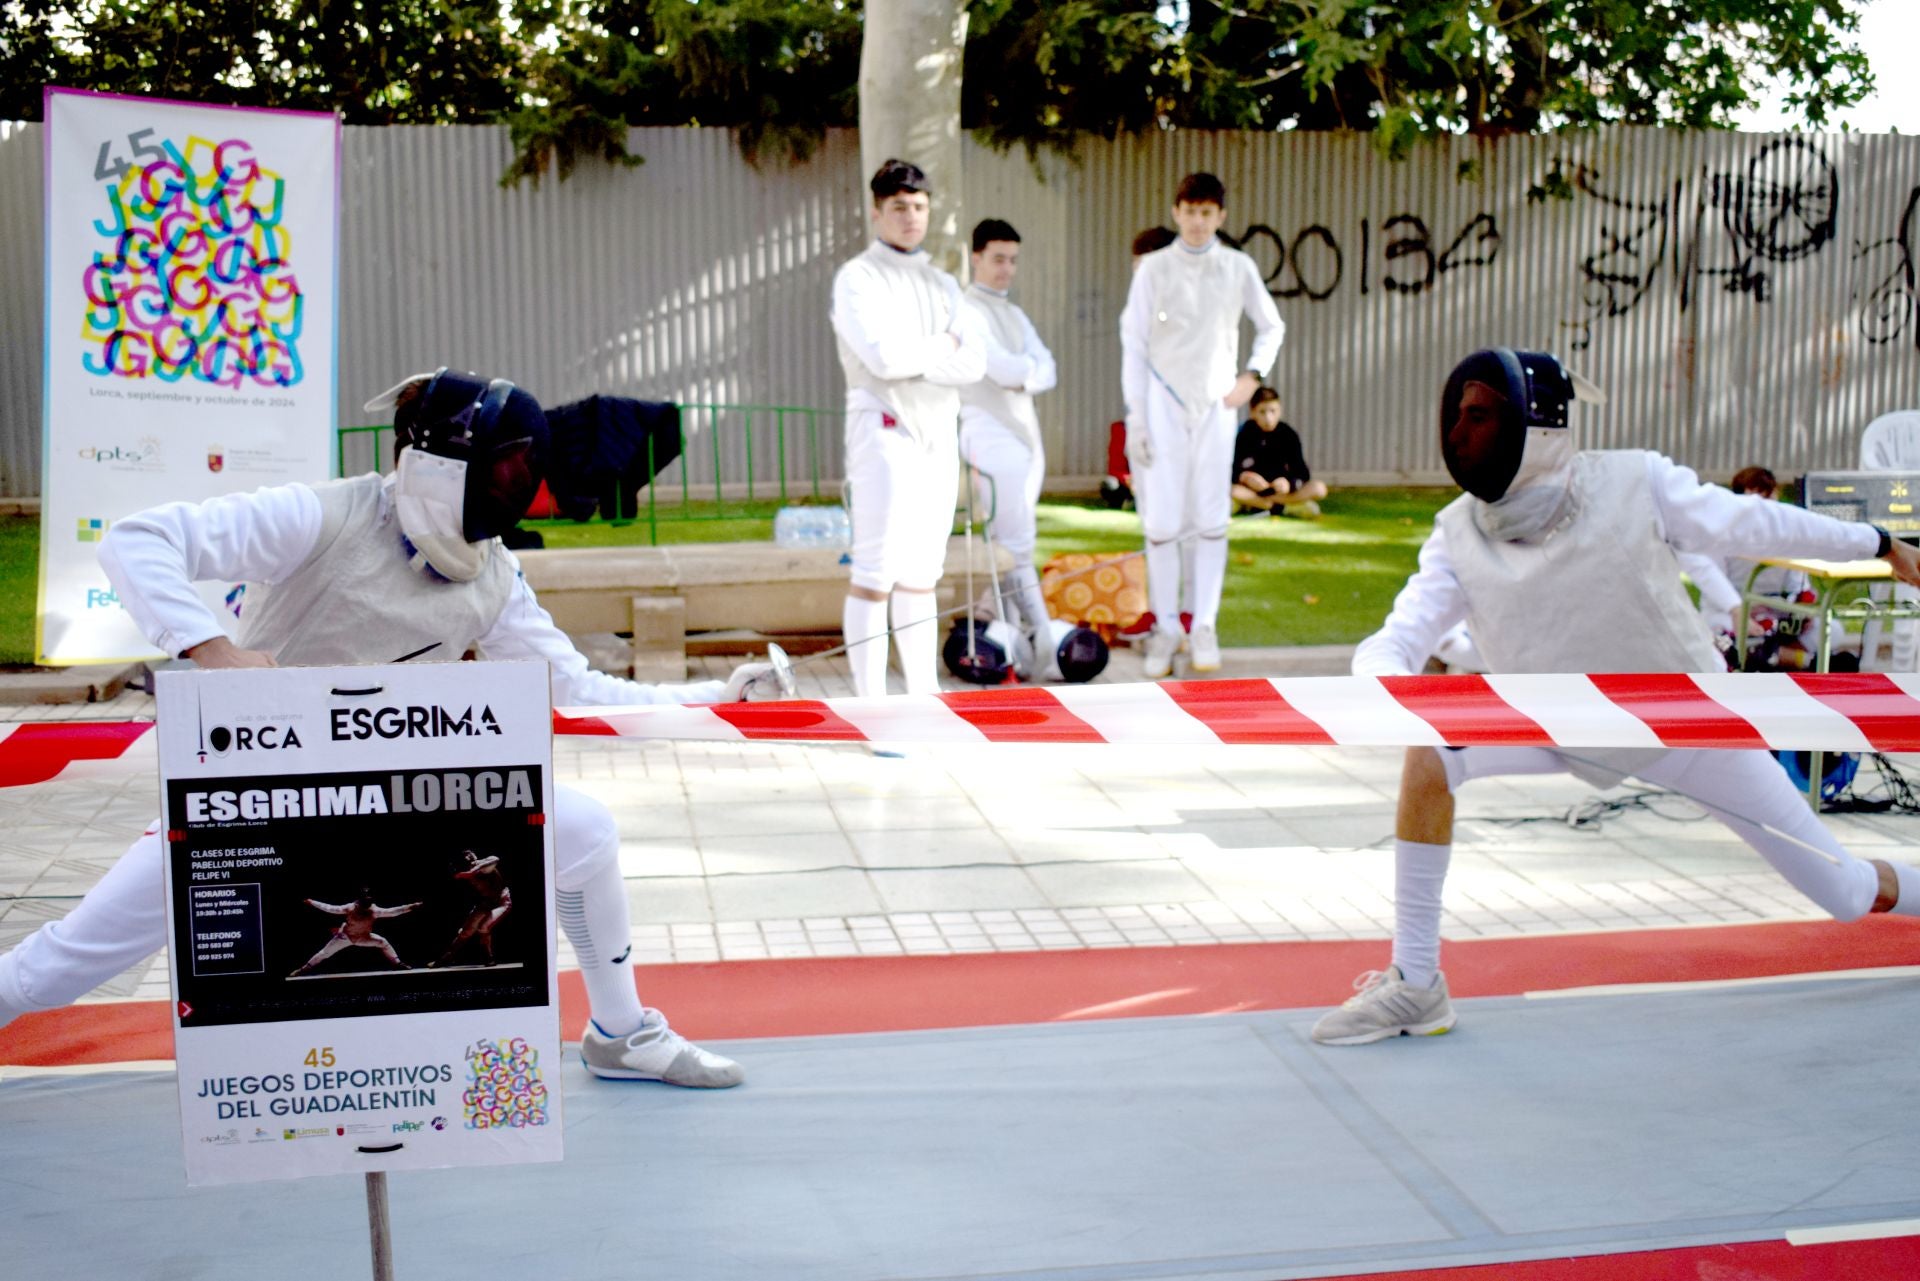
top-left (1188, 623), bottom-right (1221, 672)
top-left (1310, 966), bottom-right (1456, 1045)
top-left (1141, 626), bottom-right (1182, 679)
top-left (581, 1009), bottom-right (744, 1087)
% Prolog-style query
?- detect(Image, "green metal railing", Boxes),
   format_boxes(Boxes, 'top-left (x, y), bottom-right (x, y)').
top-left (338, 403), bottom-right (845, 546)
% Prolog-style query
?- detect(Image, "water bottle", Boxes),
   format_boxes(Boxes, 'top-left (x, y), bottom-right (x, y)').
top-left (774, 507), bottom-right (802, 548)
top-left (825, 506), bottom-right (851, 550)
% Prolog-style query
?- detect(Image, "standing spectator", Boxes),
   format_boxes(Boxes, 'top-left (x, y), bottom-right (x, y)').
top-left (831, 159), bottom-right (986, 697)
top-left (1230, 387), bottom-right (1328, 518)
top-left (1120, 173), bottom-right (1285, 677)
top-left (959, 218), bottom-right (1059, 671)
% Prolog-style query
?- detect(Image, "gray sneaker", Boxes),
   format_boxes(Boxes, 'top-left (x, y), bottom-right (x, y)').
top-left (1141, 626), bottom-right (1183, 679)
top-left (581, 1009), bottom-right (745, 1087)
top-left (1310, 966), bottom-right (1456, 1045)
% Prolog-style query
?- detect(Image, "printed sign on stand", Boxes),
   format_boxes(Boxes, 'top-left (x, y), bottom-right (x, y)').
top-left (155, 661), bottom-right (560, 1186)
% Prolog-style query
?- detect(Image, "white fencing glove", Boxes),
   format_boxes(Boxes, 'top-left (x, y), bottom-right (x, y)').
top-left (1123, 414), bottom-right (1152, 469)
top-left (721, 662), bottom-right (778, 702)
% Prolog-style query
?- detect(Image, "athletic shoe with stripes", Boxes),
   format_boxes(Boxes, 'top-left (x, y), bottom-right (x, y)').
top-left (1311, 965), bottom-right (1456, 1045)
top-left (582, 1009), bottom-right (745, 1087)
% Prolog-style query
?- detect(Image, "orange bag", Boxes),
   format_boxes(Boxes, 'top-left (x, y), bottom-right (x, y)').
top-left (1041, 553), bottom-right (1147, 641)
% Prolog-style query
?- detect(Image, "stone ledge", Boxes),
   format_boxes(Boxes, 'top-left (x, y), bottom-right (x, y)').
top-left (0, 661), bottom-right (143, 705)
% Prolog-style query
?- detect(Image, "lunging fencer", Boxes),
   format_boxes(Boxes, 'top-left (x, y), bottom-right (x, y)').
top-left (831, 158), bottom-right (987, 697)
top-left (959, 218), bottom-right (1060, 675)
top-left (433, 850), bottom-right (512, 968)
top-left (1314, 348), bottom-right (1920, 1046)
top-left (1120, 172), bottom-right (1285, 678)
top-left (0, 370), bottom-right (774, 1087)
top-left (289, 890), bottom-right (422, 976)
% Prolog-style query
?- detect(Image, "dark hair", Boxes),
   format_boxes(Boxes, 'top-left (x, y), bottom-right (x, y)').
top-left (1131, 226), bottom-right (1176, 256)
top-left (1731, 465), bottom-right (1777, 496)
top-left (871, 158), bottom-right (930, 201)
top-left (971, 218), bottom-right (1020, 252)
top-left (1174, 172), bottom-right (1226, 208)
top-left (1249, 386), bottom-right (1280, 409)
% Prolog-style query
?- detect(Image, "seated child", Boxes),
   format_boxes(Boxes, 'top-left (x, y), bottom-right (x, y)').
top-left (1230, 387), bottom-right (1328, 518)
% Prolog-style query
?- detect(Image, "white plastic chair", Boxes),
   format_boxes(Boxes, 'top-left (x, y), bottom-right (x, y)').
top-left (1856, 411), bottom-right (1920, 670)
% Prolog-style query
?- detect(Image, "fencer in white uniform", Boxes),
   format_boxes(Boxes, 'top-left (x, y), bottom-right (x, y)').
top-left (831, 158), bottom-right (987, 697)
top-left (958, 218), bottom-right (1059, 673)
top-left (1313, 348), bottom-right (1920, 1046)
top-left (0, 371), bottom-right (769, 1087)
top-left (1120, 172), bottom-right (1284, 677)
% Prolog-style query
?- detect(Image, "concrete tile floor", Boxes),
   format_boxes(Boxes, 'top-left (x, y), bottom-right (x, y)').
top-left (4, 647), bottom-right (1917, 1009)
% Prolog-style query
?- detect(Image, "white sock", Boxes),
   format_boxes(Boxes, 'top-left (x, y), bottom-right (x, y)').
top-left (1179, 540), bottom-right (1196, 619)
top-left (1891, 862), bottom-right (1920, 917)
top-left (843, 593), bottom-right (890, 697)
top-left (1190, 535), bottom-right (1227, 631)
top-left (890, 590), bottom-right (940, 695)
top-left (1390, 839), bottom-right (1452, 987)
top-left (1145, 540), bottom-right (1181, 623)
top-left (1005, 563), bottom-right (1052, 639)
top-left (557, 862), bottom-right (647, 1038)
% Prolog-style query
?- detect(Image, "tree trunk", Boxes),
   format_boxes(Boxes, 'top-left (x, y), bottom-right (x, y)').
top-left (858, 0), bottom-right (970, 277)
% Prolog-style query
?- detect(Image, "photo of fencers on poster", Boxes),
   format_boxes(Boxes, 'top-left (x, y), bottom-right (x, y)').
top-left (165, 764), bottom-right (549, 1027)
top-left (155, 660), bottom-right (562, 1185)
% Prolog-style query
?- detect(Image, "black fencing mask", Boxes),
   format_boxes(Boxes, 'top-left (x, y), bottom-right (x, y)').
top-left (393, 369), bottom-right (551, 542)
top-left (1439, 349), bottom-right (1577, 502)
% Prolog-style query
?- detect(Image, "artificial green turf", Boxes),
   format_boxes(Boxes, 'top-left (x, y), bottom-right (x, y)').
top-left (0, 489), bottom-right (1454, 665)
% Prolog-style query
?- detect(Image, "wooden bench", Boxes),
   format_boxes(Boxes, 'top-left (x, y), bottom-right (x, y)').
top-left (515, 537), bottom-right (1013, 679)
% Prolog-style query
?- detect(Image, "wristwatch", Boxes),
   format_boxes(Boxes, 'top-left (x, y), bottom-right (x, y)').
top-left (1872, 524), bottom-right (1894, 558)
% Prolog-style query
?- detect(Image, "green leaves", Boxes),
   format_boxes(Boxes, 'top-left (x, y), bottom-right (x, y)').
top-left (1, 0), bottom-right (1879, 182)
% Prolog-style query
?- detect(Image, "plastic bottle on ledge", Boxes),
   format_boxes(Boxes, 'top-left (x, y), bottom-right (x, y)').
top-left (773, 507), bottom-right (803, 549)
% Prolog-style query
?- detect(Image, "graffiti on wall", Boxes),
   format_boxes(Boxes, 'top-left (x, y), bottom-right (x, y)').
top-left (79, 128), bottom-right (305, 387)
top-left (1853, 186), bottom-right (1919, 350)
top-left (1227, 212), bottom-right (1503, 301)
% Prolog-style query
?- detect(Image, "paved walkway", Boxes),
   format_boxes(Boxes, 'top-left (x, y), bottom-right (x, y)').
top-left (3, 648), bottom-right (1916, 1011)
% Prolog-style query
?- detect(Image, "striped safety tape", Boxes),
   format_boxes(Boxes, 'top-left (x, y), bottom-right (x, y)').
top-left (6, 672), bottom-right (1918, 791)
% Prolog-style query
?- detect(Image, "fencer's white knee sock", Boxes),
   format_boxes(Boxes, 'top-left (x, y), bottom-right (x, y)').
top-left (1005, 563), bottom-right (1052, 639)
top-left (557, 862), bottom-right (647, 1038)
top-left (843, 594), bottom-right (891, 697)
top-left (890, 590), bottom-right (939, 695)
top-left (1146, 540), bottom-right (1182, 623)
top-left (1190, 535), bottom-right (1228, 630)
top-left (1390, 839), bottom-right (1452, 987)
top-left (1179, 540), bottom-right (1197, 618)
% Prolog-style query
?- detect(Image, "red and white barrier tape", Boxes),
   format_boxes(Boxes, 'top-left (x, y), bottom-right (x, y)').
top-left (7, 672), bottom-right (1913, 791)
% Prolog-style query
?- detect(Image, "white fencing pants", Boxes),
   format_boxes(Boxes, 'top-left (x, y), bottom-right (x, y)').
top-left (845, 409), bottom-right (959, 595)
top-left (1428, 746), bottom-right (1883, 926)
top-left (1136, 384), bottom-right (1234, 629)
top-left (0, 783), bottom-right (626, 1023)
top-left (962, 418), bottom-right (1050, 633)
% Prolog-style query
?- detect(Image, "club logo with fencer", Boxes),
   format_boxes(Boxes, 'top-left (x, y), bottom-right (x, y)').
top-left (462, 1037), bottom-right (549, 1130)
top-left (195, 693), bottom-right (303, 762)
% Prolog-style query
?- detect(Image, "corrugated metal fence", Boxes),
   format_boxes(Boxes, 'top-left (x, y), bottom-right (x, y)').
top-left (2, 123), bottom-right (1916, 497)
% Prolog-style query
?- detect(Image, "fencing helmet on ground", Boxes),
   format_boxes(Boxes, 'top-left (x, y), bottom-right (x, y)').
top-left (943, 617), bottom-right (1027, 685)
top-left (365, 369), bottom-right (550, 581)
top-left (1046, 619), bottom-right (1109, 683)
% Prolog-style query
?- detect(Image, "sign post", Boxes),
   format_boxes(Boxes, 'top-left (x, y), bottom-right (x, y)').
top-left (155, 660), bottom-right (562, 1211)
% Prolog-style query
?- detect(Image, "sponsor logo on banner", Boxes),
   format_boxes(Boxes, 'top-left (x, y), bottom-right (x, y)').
top-left (78, 437), bottom-right (163, 471)
top-left (207, 445), bottom-right (224, 473)
top-left (199, 1129), bottom-right (241, 1146)
top-left (282, 1127), bottom-right (329, 1141)
top-left (75, 517), bottom-right (109, 543)
top-left (85, 587), bottom-right (121, 610)
top-left (393, 1120), bottom-right (425, 1133)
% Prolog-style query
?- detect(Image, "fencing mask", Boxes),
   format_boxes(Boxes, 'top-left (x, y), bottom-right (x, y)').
top-left (1047, 620), bottom-right (1110, 683)
top-left (943, 617), bottom-right (1027, 685)
top-left (1440, 348), bottom-right (1603, 541)
top-left (366, 369), bottom-right (549, 580)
